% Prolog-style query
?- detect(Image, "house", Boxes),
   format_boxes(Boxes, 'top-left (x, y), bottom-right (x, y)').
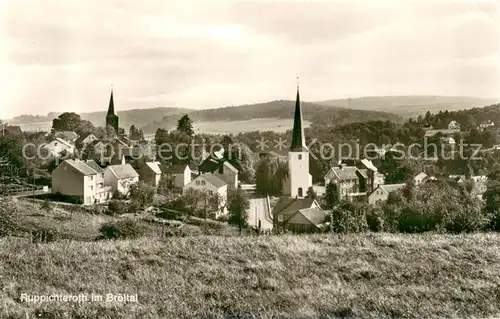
top-left (271, 197), bottom-right (326, 233)
top-left (199, 158), bottom-right (239, 190)
top-left (81, 133), bottom-right (98, 146)
top-left (324, 164), bottom-right (366, 201)
top-left (164, 164), bottom-right (191, 190)
top-left (183, 174), bottom-right (228, 218)
top-left (54, 131), bottom-right (79, 143)
top-left (479, 120), bottom-right (495, 129)
top-left (139, 161), bottom-right (162, 187)
top-left (3, 125), bottom-right (22, 136)
top-left (440, 136), bottom-right (456, 145)
top-left (359, 159), bottom-right (378, 193)
top-left (104, 164), bottom-right (139, 195)
top-left (368, 183), bottom-right (406, 205)
top-left (448, 120), bottom-right (461, 130)
top-left (374, 172), bottom-right (385, 188)
top-left (52, 159), bottom-right (112, 205)
top-left (412, 172), bottom-right (429, 186)
top-left (449, 174), bottom-right (466, 184)
top-left (43, 138), bottom-right (75, 158)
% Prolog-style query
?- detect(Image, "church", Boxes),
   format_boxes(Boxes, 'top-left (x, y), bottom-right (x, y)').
top-left (270, 84), bottom-right (328, 233)
top-left (106, 89), bottom-right (119, 133)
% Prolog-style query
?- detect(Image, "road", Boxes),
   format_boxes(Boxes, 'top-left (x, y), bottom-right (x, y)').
top-left (247, 197), bottom-right (273, 230)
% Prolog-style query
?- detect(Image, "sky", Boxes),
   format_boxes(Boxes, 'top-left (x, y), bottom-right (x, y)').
top-left (0, 0), bottom-right (499, 119)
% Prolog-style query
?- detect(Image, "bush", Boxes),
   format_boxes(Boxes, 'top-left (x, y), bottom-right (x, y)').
top-left (108, 200), bottom-right (126, 215)
top-left (156, 206), bottom-right (185, 221)
top-left (98, 219), bottom-right (145, 240)
top-left (330, 202), bottom-right (367, 233)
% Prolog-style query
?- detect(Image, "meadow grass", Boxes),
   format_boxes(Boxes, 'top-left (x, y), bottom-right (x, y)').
top-left (2, 233), bottom-right (500, 318)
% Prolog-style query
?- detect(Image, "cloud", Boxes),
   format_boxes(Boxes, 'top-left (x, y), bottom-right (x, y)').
top-left (0, 0), bottom-right (499, 119)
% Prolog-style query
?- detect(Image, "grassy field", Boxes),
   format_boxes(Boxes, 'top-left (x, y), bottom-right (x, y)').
top-left (2, 232), bottom-right (500, 318)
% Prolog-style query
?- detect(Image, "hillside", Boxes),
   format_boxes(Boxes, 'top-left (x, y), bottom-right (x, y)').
top-left (142, 100), bottom-right (402, 134)
top-left (2, 233), bottom-right (500, 318)
top-left (315, 96), bottom-right (499, 118)
top-left (7, 107), bottom-right (191, 132)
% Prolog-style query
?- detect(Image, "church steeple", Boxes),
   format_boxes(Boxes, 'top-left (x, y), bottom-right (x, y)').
top-left (106, 88), bottom-right (119, 133)
top-left (107, 89), bottom-right (115, 116)
top-left (290, 80), bottom-right (307, 152)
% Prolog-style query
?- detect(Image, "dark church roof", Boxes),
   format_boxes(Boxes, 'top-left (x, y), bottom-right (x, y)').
top-left (289, 86), bottom-right (308, 152)
top-left (107, 90), bottom-right (116, 117)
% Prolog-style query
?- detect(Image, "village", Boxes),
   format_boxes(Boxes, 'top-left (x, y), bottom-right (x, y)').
top-left (1, 86), bottom-right (496, 235)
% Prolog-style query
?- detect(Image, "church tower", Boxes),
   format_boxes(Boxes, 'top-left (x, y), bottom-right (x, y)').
top-left (287, 82), bottom-right (312, 197)
top-left (106, 89), bottom-right (119, 133)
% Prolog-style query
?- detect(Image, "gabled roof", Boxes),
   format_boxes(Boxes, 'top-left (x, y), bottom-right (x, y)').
top-left (272, 197), bottom-right (316, 221)
top-left (377, 183), bottom-right (406, 195)
top-left (64, 159), bottom-right (98, 176)
top-left (357, 168), bottom-right (368, 179)
top-left (5, 125), bottom-right (22, 136)
top-left (360, 159), bottom-right (378, 172)
top-left (286, 207), bottom-right (328, 226)
top-left (107, 164), bottom-right (139, 179)
top-left (84, 160), bottom-right (103, 173)
top-left (190, 174), bottom-right (227, 188)
top-left (199, 158), bottom-right (223, 173)
top-left (223, 161), bottom-right (238, 173)
top-left (327, 166), bottom-right (359, 181)
top-left (164, 164), bottom-right (189, 174)
top-left (145, 162), bottom-right (162, 175)
top-left (413, 172), bottom-right (428, 181)
top-left (53, 138), bottom-right (73, 148)
top-left (54, 131), bottom-right (78, 141)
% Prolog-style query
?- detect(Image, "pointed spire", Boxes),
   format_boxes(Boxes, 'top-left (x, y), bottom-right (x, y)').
top-left (107, 88), bottom-right (115, 116)
top-left (290, 78), bottom-right (307, 152)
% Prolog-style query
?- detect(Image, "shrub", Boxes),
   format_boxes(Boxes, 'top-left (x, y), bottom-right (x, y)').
top-left (330, 201), bottom-right (367, 233)
top-left (98, 219), bottom-right (145, 240)
top-left (108, 200), bottom-right (126, 215)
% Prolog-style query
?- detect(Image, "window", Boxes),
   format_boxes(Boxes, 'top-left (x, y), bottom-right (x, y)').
top-left (101, 173), bottom-right (104, 178)
top-left (90, 186), bottom-right (93, 190)
top-left (297, 187), bottom-right (303, 197)
top-left (196, 181), bottom-right (200, 185)
top-left (298, 154), bottom-right (302, 160)
top-left (201, 181), bottom-right (206, 185)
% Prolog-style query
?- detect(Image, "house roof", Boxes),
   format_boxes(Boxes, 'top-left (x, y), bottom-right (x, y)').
top-left (199, 158), bottom-right (223, 173)
top-left (5, 125), bottom-right (22, 135)
top-left (107, 164), bottom-right (139, 179)
top-left (84, 160), bottom-right (103, 173)
top-left (65, 159), bottom-right (98, 176)
top-left (357, 168), bottom-right (368, 179)
top-left (203, 174), bottom-right (227, 188)
top-left (145, 162), bottom-right (162, 174)
top-left (55, 131), bottom-right (78, 141)
top-left (223, 161), bottom-right (238, 173)
top-left (327, 166), bottom-right (359, 181)
top-left (189, 174), bottom-right (227, 188)
top-left (360, 159), bottom-right (378, 172)
top-left (272, 197), bottom-right (316, 221)
top-left (413, 172), bottom-right (428, 180)
top-left (288, 207), bottom-right (328, 226)
top-left (378, 183), bottom-right (406, 195)
top-left (54, 137), bottom-right (73, 148)
top-left (164, 164), bottom-right (189, 174)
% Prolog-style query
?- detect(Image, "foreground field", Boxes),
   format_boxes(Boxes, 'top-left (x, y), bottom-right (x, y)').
top-left (2, 233), bottom-right (500, 318)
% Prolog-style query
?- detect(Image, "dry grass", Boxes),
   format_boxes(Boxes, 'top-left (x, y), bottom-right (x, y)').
top-left (1, 233), bottom-right (500, 318)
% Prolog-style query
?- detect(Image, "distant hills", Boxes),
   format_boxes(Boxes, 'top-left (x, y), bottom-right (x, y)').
top-left (141, 100), bottom-right (403, 134)
top-left (7, 107), bottom-right (191, 132)
top-left (7, 96), bottom-right (499, 134)
top-left (315, 96), bottom-right (499, 118)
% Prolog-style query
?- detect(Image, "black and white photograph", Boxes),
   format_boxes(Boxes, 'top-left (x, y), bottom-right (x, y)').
top-left (1, 0), bottom-right (500, 318)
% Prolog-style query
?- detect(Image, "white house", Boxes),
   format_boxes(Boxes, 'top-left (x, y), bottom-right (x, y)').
top-left (479, 120), bottom-right (495, 129)
top-left (183, 174), bottom-right (228, 218)
top-left (81, 133), bottom-right (98, 146)
top-left (104, 164), bottom-right (139, 195)
top-left (271, 197), bottom-right (325, 233)
top-left (52, 159), bottom-right (112, 205)
top-left (164, 164), bottom-right (192, 189)
top-left (54, 131), bottom-right (79, 143)
top-left (368, 183), bottom-right (406, 205)
top-left (43, 138), bottom-right (75, 158)
top-left (139, 161), bottom-right (162, 187)
top-left (448, 121), bottom-right (461, 130)
top-left (412, 172), bottom-right (429, 186)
